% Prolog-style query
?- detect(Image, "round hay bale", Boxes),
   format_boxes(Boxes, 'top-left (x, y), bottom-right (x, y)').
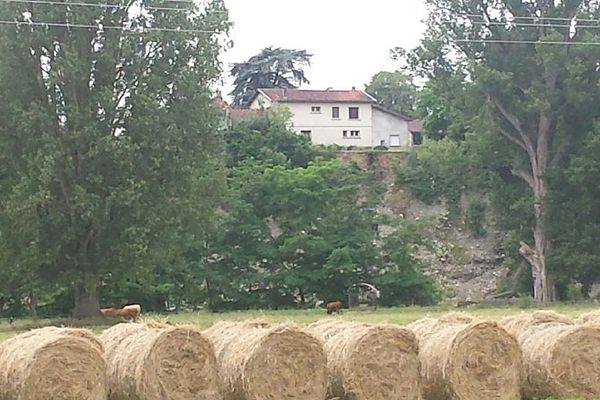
top-left (576, 309), bottom-right (600, 324)
top-left (100, 322), bottom-right (220, 400)
top-left (0, 327), bottom-right (107, 400)
top-left (307, 320), bottom-right (421, 400)
top-left (501, 310), bottom-right (573, 338)
top-left (499, 311), bottom-right (600, 399)
top-left (408, 313), bottom-right (521, 400)
top-left (204, 321), bottom-right (327, 400)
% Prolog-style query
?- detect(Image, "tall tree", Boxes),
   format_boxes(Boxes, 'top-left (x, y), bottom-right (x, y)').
top-left (548, 132), bottom-right (600, 295)
top-left (406, 0), bottom-right (600, 301)
top-left (365, 71), bottom-right (417, 116)
top-left (230, 47), bottom-right (312, 107)
top-left (0, 0), bottom-right (229, 317)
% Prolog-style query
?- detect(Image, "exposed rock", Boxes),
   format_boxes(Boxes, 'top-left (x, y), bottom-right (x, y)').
top-left (336, 151), bottom-right (510, 303)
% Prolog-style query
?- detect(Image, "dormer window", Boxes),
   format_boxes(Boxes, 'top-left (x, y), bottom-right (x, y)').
top-left (311, 106), bottom-right (321, 113)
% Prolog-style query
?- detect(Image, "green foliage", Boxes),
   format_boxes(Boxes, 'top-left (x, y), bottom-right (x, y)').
top-left (365, 71), bottom-right (417, 117)
top-left (224, 107), bottom-right (320, 168)
top-left (230, 47), bottom-right (312, 107)
top-left (395, 139), bottom-right (470, 213)
top-left (466, 199), bottom-right (487, 238)
top-left (547, 131), bottom-right (600, 293)
top-left (517, 296), bottom-right (534, 310)
top-left (395, 0), bottom-right (600, 300)
top-left (375, 234), bottom-right (441, 306)
top-left (415, 71), bottom-right (471, 141)
top-left (0, 0), bottom-right (230, 316)
top-left (203, 116), bottom-right (440, 310)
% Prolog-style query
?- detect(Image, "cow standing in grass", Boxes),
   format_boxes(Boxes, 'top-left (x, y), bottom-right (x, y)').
top-left (326, 301), bottom-right (343, 315)
top-left (100, 304), bottom-right (141, 322)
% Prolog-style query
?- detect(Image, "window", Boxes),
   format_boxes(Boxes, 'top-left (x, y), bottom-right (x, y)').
top-left (343, 130), bottom-right (360, 138)
top-left (412, 132), bottom-right (423, 146)
top-left (311, 106), bottom-right (321, 113)
top-left (389, 135), bottom-right (400, 147)
top-left (350, 130), bottom-right (360, 137)
top-left (332, 106), bottom-right (340, 119)
top-left (300, 130), bottom-right (312, 140)
top-left (349, 107), bottom-right (359, 119)
top-left (342, 130), bottom-right (348, 138)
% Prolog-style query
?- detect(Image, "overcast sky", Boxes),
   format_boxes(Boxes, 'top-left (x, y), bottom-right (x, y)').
top-left (218, 0), bottom-right (428, 99)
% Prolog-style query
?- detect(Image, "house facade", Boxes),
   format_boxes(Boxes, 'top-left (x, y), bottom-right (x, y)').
top-left (249, 88), bottom-right (422, 148)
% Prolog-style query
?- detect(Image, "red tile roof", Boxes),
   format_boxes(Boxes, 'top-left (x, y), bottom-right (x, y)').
top-left (408, 119), bottom-right (424, 132)
top-left (258, 88), bottom-right (375, 103)
top-left (229, 108), bottom-right (267, 121)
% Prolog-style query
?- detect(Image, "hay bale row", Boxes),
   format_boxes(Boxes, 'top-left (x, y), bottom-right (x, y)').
top-left (577, 309), bottom-right (600, 324)
top-left (0, 327), bottom-right (107, 400)
top-left (204, 321), bottom-right (327, 400)
top-left (500, 310), bottom-right (600, 399)
top-left (4, 309), bottom-right (600, 400)
top-left (408, 313), bottom-right (522, 400)
top-left (307, 320), bottom-right (421, 400)
top-left (100, 322), bottom-right (220, 400)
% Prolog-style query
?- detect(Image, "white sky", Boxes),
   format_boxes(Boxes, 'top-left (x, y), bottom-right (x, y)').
top-left (218, 0), bottom-right (428, 100)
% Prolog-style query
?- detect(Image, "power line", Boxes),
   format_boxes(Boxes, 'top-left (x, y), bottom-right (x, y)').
top-left (452, 38), bottom-right (600, 46)
top-left (3, 0), bottom-right (191, 12)
top-left (464, 20), bottom-right (600, 30)
top-left (461, 13), bottom-right (600, 23)
top-left (0, 18), bottom-right (225, 32)
top-left (0, 0), bottom-right (230, 12)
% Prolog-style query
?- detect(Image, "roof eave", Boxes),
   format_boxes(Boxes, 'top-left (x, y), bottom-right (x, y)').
top-left (249, 88), bottom-right (273, 104)
top-left (372, 104), bottom-right (413, 121)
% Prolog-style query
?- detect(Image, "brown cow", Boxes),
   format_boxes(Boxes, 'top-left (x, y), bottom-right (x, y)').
top-left (326, 301), bottom-right (343, 315)
top-left (100, 304), bottom-right (141, 322)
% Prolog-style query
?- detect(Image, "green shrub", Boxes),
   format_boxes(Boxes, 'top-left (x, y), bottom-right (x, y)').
top-left (517, 295), bottom-right (534, 309)
top-left (466, 199), bottom-right (487, 237)
top-left (565, 282), bottom-right (584, 303)
top-left (394, 139), bottom-right (469, 214)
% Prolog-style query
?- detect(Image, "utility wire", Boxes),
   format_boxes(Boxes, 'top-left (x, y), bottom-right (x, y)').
top-left (462, 20), bottom-right (600, 29)
top-left (0, 0), bottom-right (229, 11)
top-left (460, 13), bottom-right (600, 23)
top-left (452, 38), bottom-right (600, 46)
top-left (0, 18), bottom-right (224, 32)
top-left (2, 0), bottom-right (191, 12)
top-left (4, 20), bottom-right (592, 45)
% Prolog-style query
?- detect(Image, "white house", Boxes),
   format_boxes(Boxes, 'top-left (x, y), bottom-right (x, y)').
top-left (249, 88), bottom-right (422, 148)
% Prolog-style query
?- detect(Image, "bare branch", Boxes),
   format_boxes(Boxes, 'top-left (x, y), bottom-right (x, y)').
top-left (497, 125), bottom-right (528, 153)
top-left (512, 168), bottom-right (535, 189)
top-left (519, 241), bottom-right (540, 272)
top-left (489, 96), bottom-right (537, 160)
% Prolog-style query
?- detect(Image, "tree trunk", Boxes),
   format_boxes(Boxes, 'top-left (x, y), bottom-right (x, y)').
top-left (27, 291), bottom-right (38, 320)
top-left (519, 151), bottom-right (555, 302)
top-left (72, 283), bottom-right (100, 319)
top-left (299, 288), bottom-right (306, 305)
top-left (205, 278), bottom-right (213, 312)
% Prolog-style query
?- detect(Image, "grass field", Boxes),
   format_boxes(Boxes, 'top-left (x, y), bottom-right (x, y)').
top-left (0, 303), bottom-right (594, 400)
top-left (0, 302), bottom-right (598, 342)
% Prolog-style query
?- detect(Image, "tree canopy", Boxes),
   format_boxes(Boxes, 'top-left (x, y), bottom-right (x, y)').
top-left (0, 0), bottom-right (230, 317)
top-left (400, 0), bottom-right (600, 302)
top-left (365, 71), bottom-right (417, 117)
top-left (230, 47), bottom-right (312, 107)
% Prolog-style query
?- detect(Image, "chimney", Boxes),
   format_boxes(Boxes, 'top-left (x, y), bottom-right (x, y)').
top-left (352, 86), bottom-right (356, 91)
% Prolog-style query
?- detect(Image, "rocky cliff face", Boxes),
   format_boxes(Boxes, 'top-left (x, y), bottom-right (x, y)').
top-left (336, 150), bottom-right (509, 303)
